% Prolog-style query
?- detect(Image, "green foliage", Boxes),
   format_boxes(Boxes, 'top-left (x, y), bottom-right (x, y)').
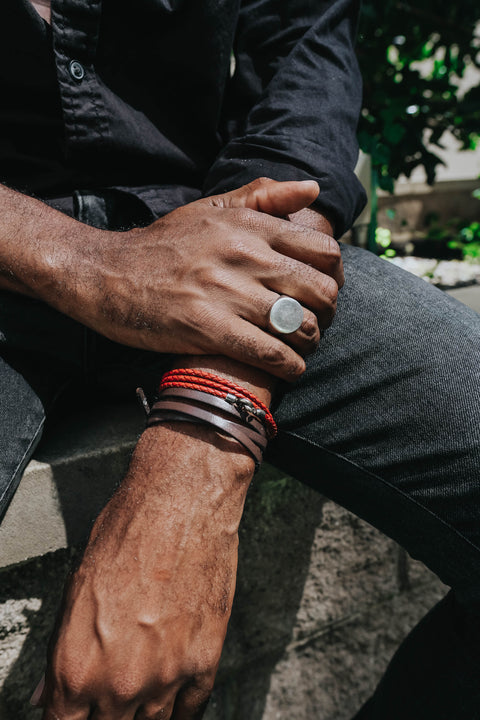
top-left (447, 219), bottom-right (480, 259)
top-left (426, 190), bottom-right (480, 259)
top-left (357, 1), bottom-right (480, 190)
top-left (375, 226), bottom-right (397, 258)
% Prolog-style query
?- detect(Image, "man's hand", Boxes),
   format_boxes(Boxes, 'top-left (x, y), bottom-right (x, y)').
top-left (35, 353), bottom-right (274, 720)
top-left (38, 423), bottom-right (253, 720)
top-left (0, 178), bottom-right (342, 382)
top-left (79, 179), bottom-right (342, 381)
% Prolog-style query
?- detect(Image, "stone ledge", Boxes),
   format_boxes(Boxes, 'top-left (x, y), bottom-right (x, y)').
top-left (448, 284), bottom-right (480, 313)
top-left (0, 402), bottom-right (140, 568)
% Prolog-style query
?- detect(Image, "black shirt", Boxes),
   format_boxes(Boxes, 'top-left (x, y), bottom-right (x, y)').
top-left (1, 0), bottom-right (366, 236)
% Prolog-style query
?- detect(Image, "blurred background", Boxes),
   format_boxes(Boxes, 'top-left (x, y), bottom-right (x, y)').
top-left (352, 1), bottom-right (480, 289)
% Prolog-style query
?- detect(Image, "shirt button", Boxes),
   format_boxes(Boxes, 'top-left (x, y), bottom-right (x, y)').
top-left (69, 60), bottom-right (85, 81)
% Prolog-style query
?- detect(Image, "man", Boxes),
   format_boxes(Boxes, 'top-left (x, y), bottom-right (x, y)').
top-left (2, 0), bottom-right (480, 719)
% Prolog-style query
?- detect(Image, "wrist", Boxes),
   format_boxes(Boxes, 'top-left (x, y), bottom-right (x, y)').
top-left (18, 214), bottom-right (115, 322)
top-left (39, 227), bottom-right (117, 323)
top-left (139, 421), bottom-right (255, 482)
top-left (128, 422), bottom-right (254, 516)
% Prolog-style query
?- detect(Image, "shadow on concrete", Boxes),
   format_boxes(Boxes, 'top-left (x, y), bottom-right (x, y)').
top-left (0, 547), bottom-right (80, 719)
top-left (209, 467), bottom-right (326, 719)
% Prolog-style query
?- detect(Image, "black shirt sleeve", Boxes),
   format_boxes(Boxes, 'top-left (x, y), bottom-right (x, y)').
top-left (202, 0), bottom-right (367, 238)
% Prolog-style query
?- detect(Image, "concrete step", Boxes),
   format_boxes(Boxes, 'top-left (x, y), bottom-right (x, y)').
top-left (0, 402), bottom-right (141, 568)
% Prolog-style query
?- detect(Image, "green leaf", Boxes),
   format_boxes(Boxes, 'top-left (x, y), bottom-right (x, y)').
top-left (356, 1), bottom-right (480, 184)
top-left (383, 123), bottom-right (406, 144)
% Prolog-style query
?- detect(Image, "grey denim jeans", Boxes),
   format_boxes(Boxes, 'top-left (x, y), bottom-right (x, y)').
top-left (1, 194), bottom-right (480, 719)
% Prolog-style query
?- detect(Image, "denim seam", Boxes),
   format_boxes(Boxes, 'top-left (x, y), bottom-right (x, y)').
top-left (284, 429), bottom-right (480, 558)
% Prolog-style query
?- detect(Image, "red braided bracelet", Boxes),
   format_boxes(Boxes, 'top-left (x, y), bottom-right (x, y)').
top-left (158, 369), bottom-right (277, 438)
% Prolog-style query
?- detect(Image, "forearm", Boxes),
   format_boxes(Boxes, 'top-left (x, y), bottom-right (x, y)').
top-left (0, 183), bottom-right (105, 307)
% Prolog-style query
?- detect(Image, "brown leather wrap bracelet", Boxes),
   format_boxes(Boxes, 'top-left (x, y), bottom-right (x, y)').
top-left (147, 401), bottom-right (265, 468)
top-left (153, 386), bottom-right (267, 435)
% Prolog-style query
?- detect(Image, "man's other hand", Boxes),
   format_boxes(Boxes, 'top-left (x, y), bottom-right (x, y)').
top-left (37, 423), bottom-right (253, 720)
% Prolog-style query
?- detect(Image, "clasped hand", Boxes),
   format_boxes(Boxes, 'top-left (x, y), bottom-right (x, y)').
top-left (80, 177), bottom-right (343, 381)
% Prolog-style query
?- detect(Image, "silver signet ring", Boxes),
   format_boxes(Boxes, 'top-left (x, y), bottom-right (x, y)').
top-left (269, 296), bottom-right (304, 334)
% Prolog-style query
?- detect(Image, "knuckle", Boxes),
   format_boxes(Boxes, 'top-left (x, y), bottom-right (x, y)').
top-left (259, 341), bottom-right (304, 379)
top-left (286, 357), bottom-right (306, 379)
top-left (201, 642), bottom-right (224, 670)
top-left (192, 677), bottom-right (215, 700)
top-left (109, 674), bottom-right (141, 704)
top-left (314, 276), bottom-right (338, 328)
top-left (231, 206), bottom-right (262, 229)
top-left (301, 313), bottom-right (319, 341)
top-left (51, 655), bottom-right (91, 700)
top-left (248, 176), bottom-right (273, 190)
top-left (259, 341), bottom-right (286, 368)
top-left (322, 237), bottom-right (342, 267)
top-left (323, 235), bottom-right (341, 257)
top-left (54, 672), bottom-right (86, 703)
top-left (320, 301), bottom-right (337, 328)
top-left (155, 663), bottom-right (179, 688)
top-left (321, 275), bottom-right (339, 305)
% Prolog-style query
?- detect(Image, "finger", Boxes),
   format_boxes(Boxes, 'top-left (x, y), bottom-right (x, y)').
top-left (247, 294), bottom-right (321, 355)
top-left (211, 238), bottom-right (337, 328)
top-left (261, 256), bottom-right (339, 328)
top-left (217, 317), bottom-right (306, 382)
top-left (229, 208), bottom-right (344, 288)
top-left (171, 684), bottom-right (212, 720)
top-left (287, 207), bottom-right (335, 235)
top-left (270, 307), bottom-right (321, 356)
top-left (269, 226), bottom-right (344, 288)
top-left (205, 177), bottom-right (319, 218)
top-left (226, 284), bottom-right (320, 356)
top-left (207, 188), bottom-right (344, 287)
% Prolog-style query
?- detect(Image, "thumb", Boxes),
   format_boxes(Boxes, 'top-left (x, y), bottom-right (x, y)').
top-left (205, 177), bottom-right (319, 217)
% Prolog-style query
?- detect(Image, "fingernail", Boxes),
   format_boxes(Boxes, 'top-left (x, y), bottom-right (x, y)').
top-left (29, 675), bottom-right (45, 706)
top-left (299, 180), bottom-right (319, 191)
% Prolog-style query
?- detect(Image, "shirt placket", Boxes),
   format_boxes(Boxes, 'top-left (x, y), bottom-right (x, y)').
top-left (51, 0), bottom-right (109, 155)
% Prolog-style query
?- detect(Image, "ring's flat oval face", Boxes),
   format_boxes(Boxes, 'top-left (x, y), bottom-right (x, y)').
top-left (269, 297), bottom-right (304, 334)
